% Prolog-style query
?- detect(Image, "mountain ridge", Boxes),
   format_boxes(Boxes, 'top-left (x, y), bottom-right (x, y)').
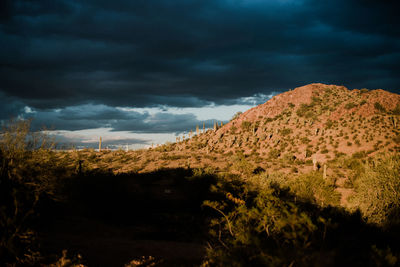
top-left (176, 83), bottom-right (400, 164)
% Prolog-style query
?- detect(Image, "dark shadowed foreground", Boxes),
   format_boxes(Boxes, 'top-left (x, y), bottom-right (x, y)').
top-left (37, 168), bottom-right (214, 266)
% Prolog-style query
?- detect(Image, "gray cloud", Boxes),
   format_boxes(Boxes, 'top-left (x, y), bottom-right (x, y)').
top-left (0, 92), bottom-right (26, 120)
top-left (20, 104), bottom-right (218, 133)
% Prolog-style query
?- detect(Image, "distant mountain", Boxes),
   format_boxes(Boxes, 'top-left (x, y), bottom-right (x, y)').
top-left (178, 83), bottom-right (400, 163)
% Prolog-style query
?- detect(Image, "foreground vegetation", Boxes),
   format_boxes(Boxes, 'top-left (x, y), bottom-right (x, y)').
top-left (1, 119), bottom-right (399, 266)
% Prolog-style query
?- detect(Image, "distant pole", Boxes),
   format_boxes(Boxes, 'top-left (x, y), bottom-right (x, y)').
top-left (99, 137), bottom-right (102, 152)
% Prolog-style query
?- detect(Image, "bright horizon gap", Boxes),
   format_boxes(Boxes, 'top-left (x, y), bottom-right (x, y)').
top-left (45, 96), bottom-right (277, 149)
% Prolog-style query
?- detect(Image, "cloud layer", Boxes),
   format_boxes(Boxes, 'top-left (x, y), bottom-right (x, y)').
top-left (0, 0), bottom-right (399, 135)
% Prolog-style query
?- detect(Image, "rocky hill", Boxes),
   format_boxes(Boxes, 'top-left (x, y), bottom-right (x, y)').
top-left (177, 83), bottom-right (400, 164)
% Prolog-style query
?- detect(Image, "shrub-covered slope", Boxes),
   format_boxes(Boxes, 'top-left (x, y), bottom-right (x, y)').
top-left (177, 83), bottom-right (400, 163)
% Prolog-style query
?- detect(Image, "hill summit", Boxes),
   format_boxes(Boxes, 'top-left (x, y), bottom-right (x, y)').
top-left (175, 83), bottom-right (400, 163)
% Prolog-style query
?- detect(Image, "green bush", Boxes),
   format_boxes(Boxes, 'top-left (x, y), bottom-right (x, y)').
top-left (241, 121), bottom-right (252, 131)
top-left (203, 182), bottom-right (321, 266)
top-left (280, 128), bottom-right (292, 136)
top-left (374, 102), bottom-right (386, 113)
top-left (349, 154), bottom-right (400, 226)
top-left (296, 103), bottom-right (313, 118)
top-left (325, 119), bottom-right (334, 129)
top-left (345, 103), bottom-right (357, 109)
top-left (231, 152), bottom-right (252, 176)
top-left (284, 172), bottom-right (340, 207)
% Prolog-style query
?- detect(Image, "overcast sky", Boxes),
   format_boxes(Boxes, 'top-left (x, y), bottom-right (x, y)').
top-left (0, 0), bottom-right (399, 148)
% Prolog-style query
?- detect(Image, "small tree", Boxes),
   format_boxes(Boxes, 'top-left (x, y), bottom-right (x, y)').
top-left (0, 119), bottom-right (64, 264)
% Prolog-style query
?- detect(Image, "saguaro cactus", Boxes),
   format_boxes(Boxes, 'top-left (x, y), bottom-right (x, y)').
top-left (313, 157), bottom-right (317, 171)
top-left (99, 137), bottom-right (102, 152)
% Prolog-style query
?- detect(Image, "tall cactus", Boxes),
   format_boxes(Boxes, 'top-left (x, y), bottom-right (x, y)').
top-left (313, 157), bottom-right (317, 171)
top-left (99, 136), bottom-right (102, 152)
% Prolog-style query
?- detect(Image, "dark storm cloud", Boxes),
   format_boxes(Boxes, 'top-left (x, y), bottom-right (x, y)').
top-left (0, 0), bottom-right (399, 112)
top-left (0, 92), bottom-right (26, 120)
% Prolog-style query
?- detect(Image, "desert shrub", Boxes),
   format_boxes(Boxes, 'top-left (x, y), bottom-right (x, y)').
top-left (374, 102), bottom-right (386, 113)
top-left (311, 96), bottom-right (322, 104)
top-left (280, 128), bottom-right (292, 136)
top-left (241, 121), bottom-right (252, 131)
top-left (231, 152), bottom-right (252, 176)
top-left (268, 149), bottom-right (281, 159)
top-left (305, 148), bottom-right (313, 158)
top-left (325, 119), bottom-right (334, 129)
top-left (321, 148), bottom-right (329, 154)
top-left (231, 111), bottom-right (242, 121)
top-left (203, 182), bottom-right (322, 266)
top-left (264, 117), bottom-right (274, 123)
top-left (283, 172), bottom-right (340, 207)
top-left (345, 103), bottom-right (357, 109)
top-left (352, 151), bottom-right (367, 159)
top-left (296, 103), bottom-right (313, 117)
top-left (0, 119), bottom-right (69, 264)
top-left (392, 104), bottom-right (400, 115)
top-left (282, 153), bottom-right (296, 162)
top-left (349, 154), bottom-right (400, 226)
